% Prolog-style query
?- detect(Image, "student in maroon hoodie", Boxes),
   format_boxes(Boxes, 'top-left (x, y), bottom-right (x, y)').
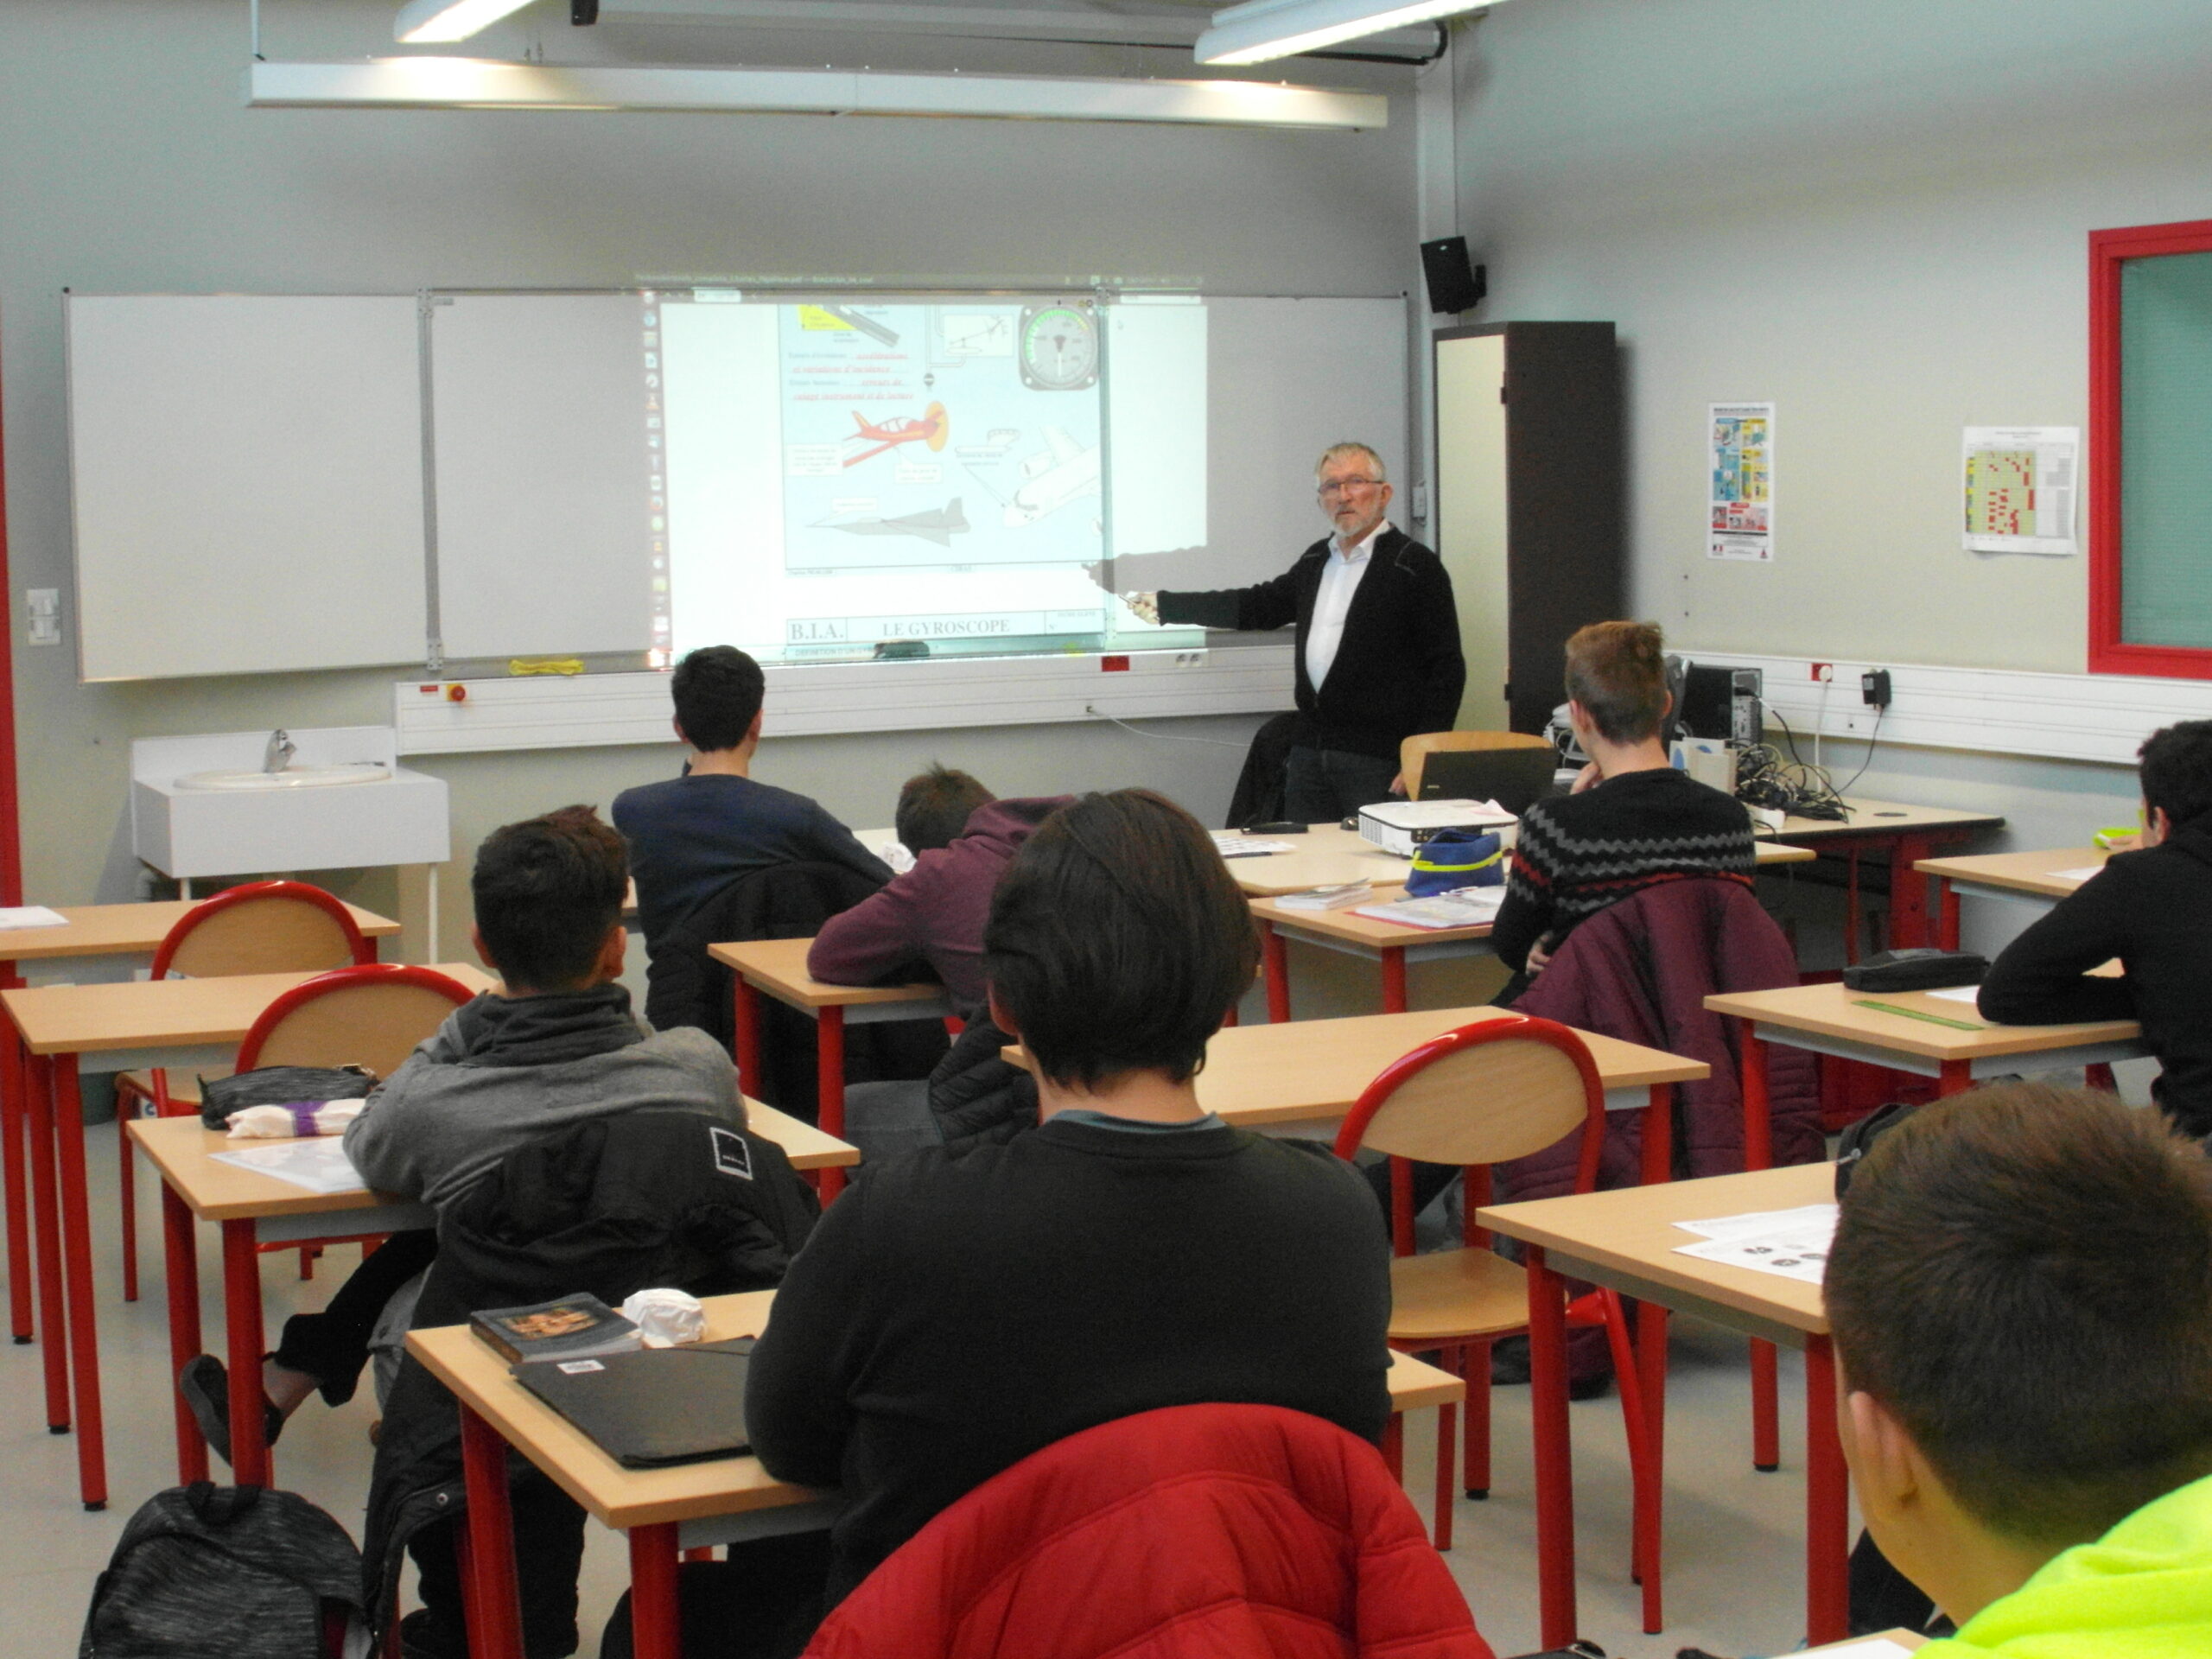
top-left (809, 772), bottom-right (1072, 1157)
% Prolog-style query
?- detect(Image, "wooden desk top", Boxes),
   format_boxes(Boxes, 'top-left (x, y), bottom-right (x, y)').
top-left (0, 899), bottom-right (400, 963)
top-left (1478, 1163), bottom-right (1835, 1338)
top-left (1915, 846), bottom-right (2106, 899)
top-left (708, 937), bottom-right (945, 1011)
top-left (1010, 1006), bottom-right (1707, 1128)
top-left (1230, 825), bottom-right (1812, 901)
top-left (1, 963), bottom-right (498, 1057)
top-left (130, 1096), bottom-right (857, 1223)
top-left (1706, 981), bottom-right (2139, 1063)
top-left (1775, 797), bottom-right (2004, 842)
top-left (409, 1288), bottom-right (1464, 1531)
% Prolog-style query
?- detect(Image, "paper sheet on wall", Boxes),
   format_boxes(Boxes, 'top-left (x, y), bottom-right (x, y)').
top-left (1708, 402), bottom-right (1775, 561)
top-left (1673, 1202), bottom-right (1837, 1284)
top-left (1963, 426), bottom-right (2078, 556)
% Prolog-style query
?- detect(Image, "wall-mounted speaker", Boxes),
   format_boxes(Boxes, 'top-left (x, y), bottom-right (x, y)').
top-left (1420, 236), bottom-right (1486, 315)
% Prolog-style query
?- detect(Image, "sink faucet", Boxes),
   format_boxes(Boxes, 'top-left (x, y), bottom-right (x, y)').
top-left (264, 729), bottom-right (296, 774)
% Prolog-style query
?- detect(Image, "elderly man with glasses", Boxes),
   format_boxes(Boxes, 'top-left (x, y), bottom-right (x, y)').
top-left (1128, 442), bottom-right (1465, 823)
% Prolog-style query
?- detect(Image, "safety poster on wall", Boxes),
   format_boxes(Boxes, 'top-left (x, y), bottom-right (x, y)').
top-left (1708, 402), bottom-right (1775, 562)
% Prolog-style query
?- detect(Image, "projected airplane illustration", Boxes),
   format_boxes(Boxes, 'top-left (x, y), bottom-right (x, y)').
top-left (815, 499), bottom-right (971, 548)
top-left (843, 402), bottom-right (949, 467)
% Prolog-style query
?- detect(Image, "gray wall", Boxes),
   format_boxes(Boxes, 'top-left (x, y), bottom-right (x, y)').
top-left (1451, 0), bottom-right (2212, 675)
top-left (0, 1), bottom-right (1421, 951)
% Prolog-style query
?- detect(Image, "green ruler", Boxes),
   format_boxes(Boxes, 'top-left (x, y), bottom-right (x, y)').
top-left (1854, 999), bottom-right (1986, 1032)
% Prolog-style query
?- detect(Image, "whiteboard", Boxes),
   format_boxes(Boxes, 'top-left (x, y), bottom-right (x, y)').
top-left (66, 296), bottom-right (427, 681)
top-left (428, 294), bottom-right (655, 660)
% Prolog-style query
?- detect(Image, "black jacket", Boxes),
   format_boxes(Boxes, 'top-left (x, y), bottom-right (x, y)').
top-left (745, 1116), bottom-right (1392, 1609)
top-left (1158, 528), bottom-right (1465, 761)
top-left (1979, 824), bottom-right (2212, 1137)
top-left (924, 1017), bottom-right (1039, 1154)
top-left (645, 861), bottom-right (947, 1116)
top-left (361, 1109), bottom-right (818, 1636)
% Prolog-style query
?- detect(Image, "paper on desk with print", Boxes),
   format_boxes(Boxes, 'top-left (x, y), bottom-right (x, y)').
top-left (1674, 1203), bottom-right (1838, 1284)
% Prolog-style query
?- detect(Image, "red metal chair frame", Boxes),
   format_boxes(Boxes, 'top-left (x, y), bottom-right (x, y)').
top-left (1335, 1015), bottom-right (1659, 1627)
top-left (117, 883), bottom-right (376, 1299)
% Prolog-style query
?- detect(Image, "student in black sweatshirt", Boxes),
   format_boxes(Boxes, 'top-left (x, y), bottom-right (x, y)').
top-left (1980, 720), bottom-right (2212, 1139)
top-left (747, 789), bottom-right (1392, 1622)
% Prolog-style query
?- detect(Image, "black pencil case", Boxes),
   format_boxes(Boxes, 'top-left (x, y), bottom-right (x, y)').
top-left (1840, 949), bottom-right (1987, 993)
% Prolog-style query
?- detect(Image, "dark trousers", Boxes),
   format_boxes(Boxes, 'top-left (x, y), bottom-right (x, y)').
top-left (409, 1465), bottom-right (588, 1659)
top-left (270, 1228), bottom-right (438, 1406)
top-left (1282, 746), bottom-right (1398, 823)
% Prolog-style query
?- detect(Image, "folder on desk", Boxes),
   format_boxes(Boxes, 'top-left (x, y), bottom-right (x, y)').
top-left (514, 1337), bottom-right (756, 1468)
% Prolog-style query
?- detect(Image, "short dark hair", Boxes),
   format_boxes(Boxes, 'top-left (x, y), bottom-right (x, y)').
top-left (896, 764), bottom-right (995, 854)
top-left (671, 645), bottom-right (766, 753)
top-left (1563, 620), bottom-right (1669, 744)
top-left (984, 789), bottom-right (1257, 1090)
top-left (472, 806), bottom-right (629, 992)
top-left (2139, 720), bottom-right (2212, 831)
top-left (1826, 1082), bottom-right (2212, 1549)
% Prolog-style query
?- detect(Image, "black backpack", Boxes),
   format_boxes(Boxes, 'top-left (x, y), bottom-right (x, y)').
top-left (81, 1483), bottom-right (365, 1659)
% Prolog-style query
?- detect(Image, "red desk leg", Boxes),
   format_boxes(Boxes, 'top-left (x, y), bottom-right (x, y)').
top-left (1635, 1084), bottom-right (1672, 1615)
top-left (1638, 1084), bottom-right (1673, 1188)
top-left (1262, 922), bottom-right (1290, 1024)
top-left (816, 1007), bottom-right (847, 1203)
top-left (1888, 834), bottom-right (1939, 950)
top-left (1528, 1244), bottom-right (1577, 1649)
top-left (221, 1217), bottom-right (270, 1490)
top-left (1740, 1031), bottom-right (1780, 1471)
top-left (1379, 945), bottom-right (1408, 1014)
top-left (1842, 848), bottom-right (1861, 967)
top-left (1938, 1058), bottom-right (1971, 1097)
top-left (1803, 1334), bottom-right (1850, 1646)
top-left (1939, 878), bottom-right (1961, 951)
top-left (3, 976), bottom-right (32, 1343)
top-left (26, 1052), bottom-right (69, 1431)
top-left (627, 1522), bottom-right (683, 1659)
top-left (457, 1402), bottom-right (527, 1659)
top-left (731, 977), bottom-right (763, 1103)
top-left (162, 1182), bottom-right (208, 1487)
top-left (52, 1056), bottom-right (107, 1508)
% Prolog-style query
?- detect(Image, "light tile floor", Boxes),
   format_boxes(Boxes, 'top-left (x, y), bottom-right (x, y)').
top-left (4, 1127), bottom-right (1837, 1659)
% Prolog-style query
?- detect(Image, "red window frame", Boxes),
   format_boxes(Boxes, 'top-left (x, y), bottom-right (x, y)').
top-left (2089, 216), bottom-right (2212, 678)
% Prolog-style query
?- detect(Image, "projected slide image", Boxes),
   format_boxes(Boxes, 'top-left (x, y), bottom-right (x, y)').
top-left (779, 302), bottom-right (1103, 575)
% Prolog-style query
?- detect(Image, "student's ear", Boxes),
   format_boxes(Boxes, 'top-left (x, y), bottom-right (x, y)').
top-left (469, 925), bottom-right (502, 982)
top-left (671, 715), bottom-right (690, 749)
top-left (1843, 1387), bottom-right (1923, 1532)
top-left (986, 986), bottom-right (1021, 1039)
top-left (593, 921), bottom-right (626, 986)
top-left (2148, 804), bottom-right (2173, 848)
top-left (744, 709), bottom-right (765, 748)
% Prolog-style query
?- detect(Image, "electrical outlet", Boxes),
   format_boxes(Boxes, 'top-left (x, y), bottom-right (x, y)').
top-left (1862, 669), bottom-right (1892, 709)
top-left (25, 588), bottom-right (60, 646)
top-left (1809, 662), bottom-right (1834, 683)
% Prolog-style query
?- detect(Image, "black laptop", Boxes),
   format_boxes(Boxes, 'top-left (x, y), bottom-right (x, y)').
top-left (1416, 747), bottom-right (1564, 817)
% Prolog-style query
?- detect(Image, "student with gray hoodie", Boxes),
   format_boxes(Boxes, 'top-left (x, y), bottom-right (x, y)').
top-left (178, 805), bottom-right (744, 1463)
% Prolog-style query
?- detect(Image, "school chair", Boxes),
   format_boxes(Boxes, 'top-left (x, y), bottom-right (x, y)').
top-left (114, 881), bottom-right (376, 1300)
top-left (1334, 1014), bottom-right (1655, 1618)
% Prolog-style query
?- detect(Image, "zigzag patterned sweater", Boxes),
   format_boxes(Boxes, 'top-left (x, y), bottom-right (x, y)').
top-left (1491, 766), bottom-right (1757, 973)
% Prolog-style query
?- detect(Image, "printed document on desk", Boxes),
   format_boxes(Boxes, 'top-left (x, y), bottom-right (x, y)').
top-left (1352, 889), bottom-right (1505, 931)
top-left (0, 906), bottom-right (69, 930)
top-left (211, 1137), bottom-right (367, 1196)
top-left (1674, 1202), bottom-right (1837, 1285)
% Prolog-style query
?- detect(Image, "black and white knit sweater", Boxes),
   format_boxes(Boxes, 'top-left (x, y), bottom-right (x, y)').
top-left (1491, 766), bottom-right (1757, 971)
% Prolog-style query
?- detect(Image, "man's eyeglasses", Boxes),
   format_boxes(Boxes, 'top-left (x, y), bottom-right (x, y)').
top-left (1316, 478), bottom-right (1382, 499)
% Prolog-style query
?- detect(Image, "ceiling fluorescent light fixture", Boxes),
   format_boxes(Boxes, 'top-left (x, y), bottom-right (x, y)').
top-left (1195, 0), bottom-right (1490, 65)
top-left (396, 0), bottom-right (538, 44)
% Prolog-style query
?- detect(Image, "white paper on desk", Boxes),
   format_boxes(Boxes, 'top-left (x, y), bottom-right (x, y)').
top-left (1675, 1203), bottom-right (1838, 1242)
top-left (1674, 1204), bottom-right (1837, 1284)
top-left (211, 1137), bottom-right (367, 1196)
top-left (1351, 888), bottom-right (1506, 930)
top-left (1923, 984), bottom-right (1984, 1005)
top-left (0, 906), bottom-right (67, 930)
top-left (1800, 1641), bottom-right (1914, 1659)
top-left (1211, 836), bottom-right (1296, 859)
top-left (2052, 865), bottom-right (2104, 884)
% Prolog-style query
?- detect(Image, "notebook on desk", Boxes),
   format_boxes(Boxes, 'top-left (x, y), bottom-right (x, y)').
top-left (514, 1337), bottom-right (757, 1468)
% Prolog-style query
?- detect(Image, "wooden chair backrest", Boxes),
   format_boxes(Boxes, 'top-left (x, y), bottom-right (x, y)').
top-left (245, 977), bottom-right (469, 1079)
top-left (1400, 730), bottom-right (1554, 802)
top-left (1351, 1035), bottom-right (1592, 1168)
top-left (164, 893), bottom-right (363, 980)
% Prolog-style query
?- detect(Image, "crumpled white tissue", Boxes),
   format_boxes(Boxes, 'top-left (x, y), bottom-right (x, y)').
top-left (621, 1287), bottom-right (706, 1348)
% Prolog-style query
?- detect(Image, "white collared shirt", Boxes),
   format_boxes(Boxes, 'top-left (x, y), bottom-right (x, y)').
top-left (1305, 519), bottom-right (1389, 690)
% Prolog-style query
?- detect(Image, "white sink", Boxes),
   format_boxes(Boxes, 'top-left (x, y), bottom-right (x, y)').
top-left (175, 764), bottom-right (393, 791)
